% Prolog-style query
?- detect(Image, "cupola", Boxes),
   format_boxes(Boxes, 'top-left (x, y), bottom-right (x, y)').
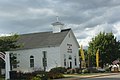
top-left (51, 16), bottom-right (64, 33)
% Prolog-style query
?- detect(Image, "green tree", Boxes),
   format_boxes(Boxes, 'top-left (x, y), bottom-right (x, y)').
top-left (0, 34), bottom-right (20, 52)
top-left (88, 32), bottom-right (120, 68)
top-left (0, 34), bottom-right (21, 73)
top-left (79, 48), bottom-right (88, 68)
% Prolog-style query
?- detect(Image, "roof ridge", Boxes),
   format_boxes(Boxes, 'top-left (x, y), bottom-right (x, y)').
top-left (16, 28), bottom-right (71, 50)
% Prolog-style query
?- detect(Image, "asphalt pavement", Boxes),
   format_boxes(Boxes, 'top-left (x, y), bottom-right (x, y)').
top-left (54, 72), bottom-right (120, 80)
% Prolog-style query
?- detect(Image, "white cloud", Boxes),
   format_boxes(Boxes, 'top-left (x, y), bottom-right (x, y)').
top-left (113, 22), bottom-right (120, 39)
top-left (0, 34), bottom-right (11, 37)
top-left (76, 22), bottom-right (115, 47)
top-left (28, 8), bottom-right (58, 16)
top-left (0, 0), bottom-right (120, 49)
top-left (0, 11), bottom-right (16, 17)
top-left (78, 36), bottom-right (92, 47)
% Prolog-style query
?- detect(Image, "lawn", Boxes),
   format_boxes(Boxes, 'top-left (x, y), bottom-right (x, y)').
top-left (63, 73), bottom-right (107, 78)
top-left (0, 78), bottom-right (4, 80)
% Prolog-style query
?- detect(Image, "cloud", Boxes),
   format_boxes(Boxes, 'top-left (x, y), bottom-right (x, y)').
top-left (28, 8), bottom-right (58, 17)
top-left (113, 22), bottom-right (120, 40)
top-left (0, 0), bottom-right (120, 48)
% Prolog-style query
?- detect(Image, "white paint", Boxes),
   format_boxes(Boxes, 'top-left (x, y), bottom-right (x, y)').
top-left (60, 30), bottom-right (80, 68)
top-left (5, 52), bottom-right (10, 80)
top-left (10, 29), bottom-right (79, 72)
top-left (52, 24), bottom-right (63, 33)
top-left (11, 47), bottom-right (61, 72)
top-left (51, 21), bottom-right (64, 33)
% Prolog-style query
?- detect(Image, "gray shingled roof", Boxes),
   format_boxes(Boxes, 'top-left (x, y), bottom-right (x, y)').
top-left (17, 29), bottom-right (71, 50)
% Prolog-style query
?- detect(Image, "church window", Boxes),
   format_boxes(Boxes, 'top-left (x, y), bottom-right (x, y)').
top-left (13, 56), bottom-right (17, 68)
top-left (69, 55), bottom-right (72, 60)
top-left (74, 56), bottom-right (77, 66)
top-left (30, 55), bottom-right (34, 68)
top-left (64, 54), bottom-right (66, 66)
top-left (43, 51), bottom-right (47, 67)
top-left (10, 53), bottom-right (17, 68)
top-left (43, 51), bottom-right (47, 58)
top-left (64, 59), bottom-right (66, 66)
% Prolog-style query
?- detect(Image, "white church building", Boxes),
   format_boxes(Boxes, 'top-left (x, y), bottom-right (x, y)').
top-left (10, 20), bottom-right (80, 72)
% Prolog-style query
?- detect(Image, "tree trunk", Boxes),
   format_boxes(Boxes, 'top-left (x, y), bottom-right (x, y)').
top-left (0, 66), bottom-right (1, 76)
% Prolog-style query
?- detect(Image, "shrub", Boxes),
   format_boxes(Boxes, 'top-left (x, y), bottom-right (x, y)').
top-left (66, 68), bottom-right (76, 74)
top-left (47, 67), bottom-right (66, 79)
top-left (49, 67), bottom-right (67, 73)
top-left (82, 68), bottom-right (89, 73)
top-left (9, 71), bottom-right (47, 80)
top-left (31, 74), bottom-right (41, 80)
top-left (9, 70), bottom-right (65, 80)
top-left (105, 68), bottom-right (111, 72)
top-left (75, 68), bottom-right (81, 73)
top-left (47, 72), bottom-right (64, 79)
top-left (97, 68), bottom-right (105, 73)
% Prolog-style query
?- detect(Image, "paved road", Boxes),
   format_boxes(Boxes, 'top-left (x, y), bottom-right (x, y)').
top-left (81, 73), bottom-right (120, 80)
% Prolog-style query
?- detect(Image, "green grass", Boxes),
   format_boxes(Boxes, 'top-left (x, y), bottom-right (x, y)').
top-left (64, 73), bottom-right (99, 75)
top-left (63, 73), bottom-right (107, 78)
top-left (0, 78), bottom-right (4, 80)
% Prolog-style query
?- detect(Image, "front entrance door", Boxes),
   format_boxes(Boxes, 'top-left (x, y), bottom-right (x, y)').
top-left (70, 61), bottom-right (72, 68)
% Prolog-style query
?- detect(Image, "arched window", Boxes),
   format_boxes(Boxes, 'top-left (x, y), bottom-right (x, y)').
top-left (30, 55), bottom-right (34, 68)
top-left (10, 53), bottom-right (17, 68)
top-left (64, 59), bottom-right (66, 66)
top-left (69, 55), bottom-right (72, 60)
top-left (64, 54), bottom-right (66, 66)
top-left (74, 56), bottom-right (77, 66)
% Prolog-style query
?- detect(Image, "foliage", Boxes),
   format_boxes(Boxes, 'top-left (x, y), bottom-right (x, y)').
top-left (31, 74), bottom-right (42, 80)
top-left (79, 46), bottom-right (88, 68)
top-left (82, 68), bottom-right (105, 73)
top-left (47, 72), bottom-right (64, 79)
top-left (0, 34), bottom-right (21, 52)
top-left (88, 32), bottom-right (120, 67)
top-left (105, 67), bottom-right (111, 72)
top-left (49, 67), bottom-right (67, 73)
top-left (66, 68), bottom-right (80, 74)
top-left (82, 68), bottom-right (89, 73)
top-left (9, 71), bottom-right (47, 80)
top-left (9, 70), bottom-right (64, 80)
top-left (75, 68), bottom-right (81, 73)
top-left (0, 34), bottom-right (21, 74)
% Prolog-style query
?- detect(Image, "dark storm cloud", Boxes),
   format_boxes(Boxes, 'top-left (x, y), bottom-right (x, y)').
top-left (0, 0), bottom-right (120, 46)
top-left (0, 0), bottom-right (57, 33)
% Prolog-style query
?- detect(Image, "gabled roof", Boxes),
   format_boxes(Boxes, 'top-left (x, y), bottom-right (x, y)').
top-left (17, 28), bottom-right (71, 50)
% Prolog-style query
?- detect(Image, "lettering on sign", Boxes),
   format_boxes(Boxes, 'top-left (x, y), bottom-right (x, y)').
top-left (67, 44), bottom-right (72, 53)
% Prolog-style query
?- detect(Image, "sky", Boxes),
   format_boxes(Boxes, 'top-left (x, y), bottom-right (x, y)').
top-left (0, 0), bottom-right (120, 48)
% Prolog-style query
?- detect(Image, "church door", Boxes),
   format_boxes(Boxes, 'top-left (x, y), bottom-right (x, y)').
top-left (70, 61), bottom-right (72, 68)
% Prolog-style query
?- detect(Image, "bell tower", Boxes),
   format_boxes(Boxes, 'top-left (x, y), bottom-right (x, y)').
top-left (51, 16), bottom-right (64, 33)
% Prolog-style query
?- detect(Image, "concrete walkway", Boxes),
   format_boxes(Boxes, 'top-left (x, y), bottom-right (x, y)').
top-left (54, 72), bottom-right (120, 80)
